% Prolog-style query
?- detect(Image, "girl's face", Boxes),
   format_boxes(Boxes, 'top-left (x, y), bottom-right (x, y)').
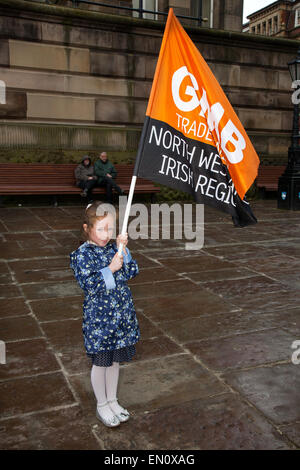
top-left (85, 214), bottom-right (115, 247)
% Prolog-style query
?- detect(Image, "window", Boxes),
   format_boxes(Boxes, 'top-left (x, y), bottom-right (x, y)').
top-left (191, 0), bottom-right (211, 27)
top-left (262, 21), bottom-right (266, 34)
top-left (268, 18), bottom-right (272, 35)
top-left (257, 23), bottom-right (261, 34)
top-left (274, 16), bottom-right (278, 33)
top-left (251, 26), bottom-right (256, 34)
top-left (132, 0), bottom-right (158, 20)
top-left (295, 9), bottom-right (300, 27)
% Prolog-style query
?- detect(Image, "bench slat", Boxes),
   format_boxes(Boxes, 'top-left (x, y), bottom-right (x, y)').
top-left (256, 165), bottom-right (285, 191)
top-left (0, 163), bottom-right (160, 197)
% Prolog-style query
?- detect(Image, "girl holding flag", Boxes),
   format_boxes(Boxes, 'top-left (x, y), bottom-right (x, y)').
top-left (70, 201), bottom-right (140, 427)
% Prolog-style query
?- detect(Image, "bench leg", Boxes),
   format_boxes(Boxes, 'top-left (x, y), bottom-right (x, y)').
top-left (53, 195), bottom-right (58, 207)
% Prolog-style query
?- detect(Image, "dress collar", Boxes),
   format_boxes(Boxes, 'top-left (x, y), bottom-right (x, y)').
top-left (87, 240), bottom-right (113, 249)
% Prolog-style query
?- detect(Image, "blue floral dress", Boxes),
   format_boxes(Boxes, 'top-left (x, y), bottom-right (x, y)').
top-left (69, 240), bottom-right (140, 366)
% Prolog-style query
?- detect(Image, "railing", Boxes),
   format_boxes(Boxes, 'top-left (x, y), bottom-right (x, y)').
top-left (39, 0), bottom-right (207, 27)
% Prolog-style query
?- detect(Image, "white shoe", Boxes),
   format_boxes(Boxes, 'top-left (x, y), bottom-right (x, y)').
top-left (96, 401), bottom-right (120, 427)
top-left (108, 399), bottom-right (130, 423)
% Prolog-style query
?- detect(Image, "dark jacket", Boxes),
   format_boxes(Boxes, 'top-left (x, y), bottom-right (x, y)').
top-left (94, 159), bottom-right (117, 185)
top-left (74, 156), bottom-right (96, 185)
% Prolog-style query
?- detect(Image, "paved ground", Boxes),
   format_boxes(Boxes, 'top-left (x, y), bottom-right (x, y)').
top-left (0, 198), bottom-right (299, 450)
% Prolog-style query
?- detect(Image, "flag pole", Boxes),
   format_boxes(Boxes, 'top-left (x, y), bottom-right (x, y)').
top-left (117, 117), bottom-right (151, 256)
top-left (117, 9), bottom-right (174, 257)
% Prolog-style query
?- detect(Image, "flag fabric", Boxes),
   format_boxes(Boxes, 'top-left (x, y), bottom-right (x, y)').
top-left (133, 9), bottom-right (260, 227)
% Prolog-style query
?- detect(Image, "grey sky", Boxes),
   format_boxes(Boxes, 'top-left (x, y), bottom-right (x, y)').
top-left (243, 0), bottom-right (276, 23)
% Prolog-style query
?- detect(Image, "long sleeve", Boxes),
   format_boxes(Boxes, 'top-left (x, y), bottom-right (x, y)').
top-left (110, 163), bottom-right (117, 179)
top-left (74, 165), bottom-right (90, 182)
top-left (70, 251), bottom-right (116, 295)
top-left (122, 247), bottom-right (139, 281)
top-left (74, 165), bottom-right (83, 182)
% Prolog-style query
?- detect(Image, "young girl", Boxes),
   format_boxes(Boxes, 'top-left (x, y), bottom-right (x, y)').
top-left (70, 201), bottom-right (140, 427)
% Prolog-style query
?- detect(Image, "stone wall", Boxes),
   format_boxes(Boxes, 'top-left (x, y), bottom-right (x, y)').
top-left (213, 0), bottom-right (243, 32)
top-left (0, 0), bottom-right (299, 166)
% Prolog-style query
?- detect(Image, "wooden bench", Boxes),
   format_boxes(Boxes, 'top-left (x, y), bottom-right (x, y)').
top-left (256, 165), bottom-right (286, 196)
top-left (0, 163), bottom-right (161, 204)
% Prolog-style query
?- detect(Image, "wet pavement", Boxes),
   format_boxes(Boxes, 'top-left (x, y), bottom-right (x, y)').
top-left (0, 199), bottom-right (299, 450)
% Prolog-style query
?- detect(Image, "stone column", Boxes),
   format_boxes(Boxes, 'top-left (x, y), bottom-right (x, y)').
top-left (213, 0), bottom-right (243, 32)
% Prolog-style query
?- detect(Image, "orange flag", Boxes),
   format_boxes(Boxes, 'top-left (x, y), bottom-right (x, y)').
top-left (134, 9), bottom-right (260, 226)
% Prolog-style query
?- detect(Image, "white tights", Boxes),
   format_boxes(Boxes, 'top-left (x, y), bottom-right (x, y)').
top-left (90, 362), bottom-right (125, 419)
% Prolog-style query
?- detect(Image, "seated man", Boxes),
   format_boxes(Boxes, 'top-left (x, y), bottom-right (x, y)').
top-left (94, 152), bottom-right (124, 204)
top-left (74, 155), bottom-right (97, 200)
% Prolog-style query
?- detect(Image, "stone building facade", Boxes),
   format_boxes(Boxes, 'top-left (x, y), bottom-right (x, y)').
top-left (0, 0), bottom-right (299, 167)
top-left (246, 0), bottom-right (300, 39)
top-left (32, 0), bottom-right (243, 31)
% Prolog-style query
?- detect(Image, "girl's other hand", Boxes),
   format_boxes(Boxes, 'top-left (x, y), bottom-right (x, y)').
top-left (109, 252), bottom-right (123, 273)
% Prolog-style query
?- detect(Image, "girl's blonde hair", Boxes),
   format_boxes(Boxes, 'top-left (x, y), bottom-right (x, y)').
top-left (80, 201), bottom-right (119, 243)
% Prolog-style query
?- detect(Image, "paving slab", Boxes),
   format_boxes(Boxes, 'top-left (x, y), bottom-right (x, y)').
top-left (0, 372), bottom-right (76, 419)
top-left (93, 393), bottom-right (293, 450)
top-left (0, 262), bottom-right (13, 284)
top-left (21, 280), bottom-right (82, 300)
top-left (0, 315), bottom-right (42, 342)
top-left (0, 406), bottom-right (100, 450)
top-left (262, 268), bottom-right (300, 290)
top-left (155, 254), bottom-right (234, 272)
top-left (134, 335), bottom-right (183, 362)
top-left (9, 257), bottom-right (73, 283)
top-left (2, 218), bottom-right (51, 232)
top-left (0, 283), bottom-right (22, 298)
top-left (0, 338), bottom-right (60, 380)
top-left (204, 243), bottom-right (284, 261)
top-left (270, 308), bottom-right (300, 336)
top-left (0, 200), bottom-right (299, 450)
top-left (227, 290), bottom-right (300, 313)
top-left (278, 423), bottom-right (300, 448)
top-left (0, 220), bottom-right (8, 232)
top-left (184, 328), bottom-right (296, 372)
top-left (158, 311), bottom-right (283, 344)
top-left (184, 267), bottom-right (257, 283)
top-left (69, 354), bottom-right (227, 416)
top-left (4, 232), bottom-right (48, 242)
top-left (232, 254), bottom-right (300, 272)
top-left (0, 240), bottom-right (60, 259)
top-left (29, 295), bottom-right (83, 322)
top-left (40, 317), bottom-right (92, 375)
top-left (223, 363), bottom-right (300, 425)
top-left (0, 298), bottom-right (31, 318)
top-left (128, 266), bottom-right (181, 285)
top-left (130, 278), bottom-right (201, 299)
top-left (128, 253), bottom-right (160, 268)
top-left (140, 247), bottom-right (209, 259)
top-left (135, 289), bottom-right (238, 323)
top-left (201, 275), bottom-right (292, 300)
top-left (258, 239), bottom-right (300, 258)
